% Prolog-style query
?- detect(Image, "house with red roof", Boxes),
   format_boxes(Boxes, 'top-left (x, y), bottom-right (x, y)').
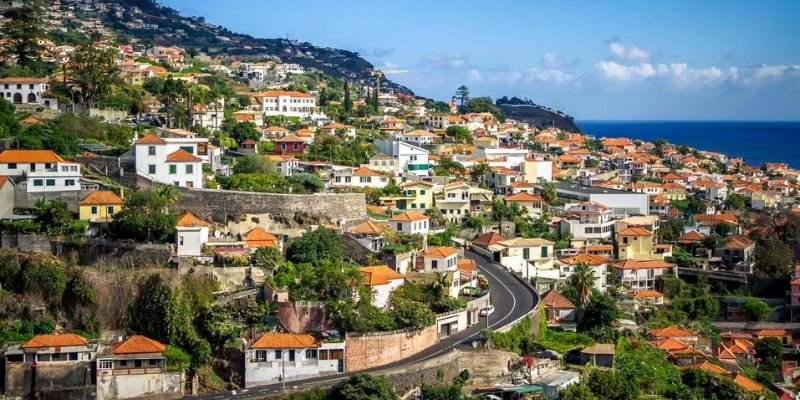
top-left (133, 133), bottom-right (217, 188)
top-left (0, 149), bottom-right (83, 194)
top-left (175, 211), bottom-right (210, 258)
top-left (274, 135), bottom-right (306, 155)
top-left (330, 167), bottom-right (388, 189)
top-left (541, 289), bottom-right (576, 325)
top-left (559, 253), bottom-right (609, 292)
top-left (614, 259), bottom-right (674, 291)
top-left (253, 90), bottom-right (317, 119)
top-left (96, 335), bottom-right (182, 400)
top-left (388, 210), bottom-right (430, 235)
top-left (244, 332), bottom-right (345, 387)
top-left (359, 265), bottom-right (405, 308)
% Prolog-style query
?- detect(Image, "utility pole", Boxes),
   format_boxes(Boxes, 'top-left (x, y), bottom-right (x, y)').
top-left (281, 351), bottom-right (286, 393)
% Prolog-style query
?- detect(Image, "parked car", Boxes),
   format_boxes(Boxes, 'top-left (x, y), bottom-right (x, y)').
top-left (479, 305), bottom-right (495, 317)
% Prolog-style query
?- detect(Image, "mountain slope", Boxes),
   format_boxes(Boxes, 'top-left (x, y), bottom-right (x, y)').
top-left (99, 0), bottom-right (412, 94)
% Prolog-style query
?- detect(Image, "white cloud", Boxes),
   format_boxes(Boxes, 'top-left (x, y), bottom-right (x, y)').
top-left (467, 68), bottom-right (482, 82)
top-left (594, 61), bottom-right (656, 81)
top-left (540, 52), bottom-right (563, 69)
top-left (417, 54), bottom-right (471, 70)
top-left (381, 61), bottom-right (409, 75)
top-left (607, 38), bottom-right (651, 61)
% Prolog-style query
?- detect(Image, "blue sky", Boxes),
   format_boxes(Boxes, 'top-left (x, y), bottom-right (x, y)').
top-left (162, 0), bottom-right (800, 120)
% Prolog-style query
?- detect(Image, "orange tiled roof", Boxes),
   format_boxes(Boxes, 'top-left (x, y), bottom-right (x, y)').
top-left (472, 232), bottom-right (505, 247)
top-left (0, 77), bottom-right (46, 84)
top-left (176, 211), bottom-right (208, 227)
top-left (754, 329), bottom-right (788, 337)
top-left (733, 374), bottom-right (764, 392)
top-left (650, 338), bottom-right (690, 351)
top-left (135, 133), bottom-right (166, 144)
top-left (541, 289), bottom-right (575, 309)
top-left (244, 227), bottom-right (279, 247)
top-left (617, 226), bottom-right (653, 236)
top-left (250, 333), bottom-right (319, 349)
top-left (504, 192), bottom-right (543, 202)
top-left (112, 335), bottom-right (166, 354)
top-left (457, 259), bottom-right (478, 272)
top-left (21, 333), bottom-right (88, 349)
top-left (257, 90), bottom-right (314, 98)
top-left (677, 230), bottom-right (706, 243)
top-left (166, 149), bottom-right (202, 162)
top-left (649, 326), bottom-right (697, 338)
top-left (353, 167), bottom-right (382, 177)
top-left (724, 235), bottom-right (754, 250)
top-left (559, 253), bottom-right (608, 266)
top-left (0, 150), bottom-right (65, 163)
top-left (634, 290), bottom-right (664, 299)
top-left (420, 246), bottom-right (457, 258)
top-left (360, 265), bottom-right (404, 286)
top-left (615, 259), bottom-right (674, 270)
top-left (681, 361), bottom-right (727, 375)
top-left (79, 190), bottom-right (122, 205)
top-left (389, 210), bottom-right (428, 222)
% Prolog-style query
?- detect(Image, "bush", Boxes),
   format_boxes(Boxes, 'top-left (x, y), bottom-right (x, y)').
top-left (163, 345), bottom-right (191, 372)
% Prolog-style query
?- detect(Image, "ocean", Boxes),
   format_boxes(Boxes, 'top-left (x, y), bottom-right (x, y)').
top-left (577, 120), bottom-right (800, 169)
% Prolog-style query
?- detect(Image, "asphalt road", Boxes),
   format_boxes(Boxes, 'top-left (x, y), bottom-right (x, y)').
top-left (191, 249), bottom-right (538, 399)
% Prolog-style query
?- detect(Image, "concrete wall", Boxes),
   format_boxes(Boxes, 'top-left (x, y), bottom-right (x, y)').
top-left (13, 187), bottom-right (94, 212)
top-left (184, 266), bottom-right (268, 292)
top-left (345, 325), bottom-right (438, 372)
top-left (4, 362), bottom-right (94, 398)
top-left (96, 372), bottom-right (183, 400)
top-left (173, 188), bottom-right (366, 227)
top-left (278, 302), bottom-right (336, 334)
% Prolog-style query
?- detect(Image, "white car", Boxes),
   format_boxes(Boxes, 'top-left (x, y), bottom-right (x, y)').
top-left (479, 305), bottom-right (495, 317)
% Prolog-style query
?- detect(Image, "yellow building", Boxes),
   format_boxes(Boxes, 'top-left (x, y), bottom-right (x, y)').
top-left (436, 181), bottom-right (473, 224)
top-left (617, 226), bottom-right (672, 260)
top-left (79, 190), bottom-right (123, 222)
top-left (400, 180), bottom-right (434, 211)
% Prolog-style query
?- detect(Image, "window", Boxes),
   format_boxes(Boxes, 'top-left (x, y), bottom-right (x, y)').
top-left (275, 350), bottom-right (283, 359)
top-left (107, 206), bottom-right (114, 215)
top-left (45, 179), bottom-right (55, 186)
top-left (120, 360), bottom-right (128, 367)
top-left (69, 353), bottom-right (78, 361)
top-left (148, 164), bottom-right (156, 174)
top-left (305, 349), bottom-right (317, 359)
top-left (180, 145), bottom-right (194, 154)
top-left (91, 206), bottom-right (98, 215)
top-left (432, 260), bottom-right (438, 270)
top-left (186, 164), bottom-right (193, 174)
top-left (360, 176), bottom-right (369, 183)
top-left (420, 190), bottom-right (426, 195)
top-left (99, 360), bottom-right (112, 369)
top-left (149, 359), bottom-right (157, 366)
top-left (8, 163), bottom-right (16, 169)
top-left (169, 165), bottom-right (177, 174)
top-left (33, 179), bottom-right (43, 186)
top-left (411, 203), bottom-right (416, 209)
top-left (288, 350), bottom-right (295, 362)
top-left (148, 146), bottom-right (156, 156)
top-left (396, 223), bottom-right (403, 231)
top-left (65, 179), bottom-right (75, 186)
top-left (541, 247), bottom-right (548, 258)
top-left (293, 143), bottom-right (299, 150)
top-left (420, 203), bottom-right (426, 209)
top-left (523, 248), bottom-right (530, 259)
top-left (134, 360), bottom-right (142, 368)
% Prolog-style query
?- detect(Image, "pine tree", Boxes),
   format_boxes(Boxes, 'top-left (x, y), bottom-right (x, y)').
top-left (1, 0), bottom-right (45, 69)
top-left (343, 80), bottom-right (352, 114)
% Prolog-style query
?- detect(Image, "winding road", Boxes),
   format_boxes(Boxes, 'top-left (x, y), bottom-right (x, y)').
top-left (190, 249), bottom-right (538, 399)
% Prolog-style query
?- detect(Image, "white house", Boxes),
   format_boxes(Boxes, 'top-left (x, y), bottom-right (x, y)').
top-left (420, 246), bottom-right (458, 273)
top-left (521, 158), bottom-right (553, 183)
top-left (0, 150), bottom-right (82, 193)
top-left (388, 210), bottom-right (430, 235)
top-left (559, 202), bottom-right (616, 246)
top-left (367, 153), bottom-right (399, 175)
top-left (244, 333), bottom-right (345, 387)
top-left (558, 253), bottom-right (609, 293)
top-left (614, 259), bottom-right (674, 291)
top-left (256, 90), bottom-right (317, 119)
top-left (96, 335), bottom-right (182, 400)
top-left (401, 130), bottom-right (439, 146)
top-left (377, 140), bottom-right (430, 177)
top-left (330, 167), bottom-right (389, 189)
top-left (175, 211), bottom-right (209, 258)
top-left (191, 98), bottom-right (225, 132)
top-left (491, 237), bottom-right (555, 278)
top-left (133, 134), bottom-right (211, 188)
top-left (359, 265), bottom-right (405, 309)
top-left (319, 123), bottom-right (357, 139)
top-left (0, 77), bottom-right (58, 109)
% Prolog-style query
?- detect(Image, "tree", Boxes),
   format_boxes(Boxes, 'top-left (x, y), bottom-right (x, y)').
top-left (445, 126), bottom-right (471, 144)
top-left (229, 121), bottom-right (260, 144)
top-left (470, 162), bottom-right (489, 183)
top-left (741, 297), bottom-right (773, 321)
top-left (391, 297), bottom-right (436, 329)
top-left (128, 274), bottom-right (191, 345)
top-left (343, 80), bottom-right (352, 115)
top-left (467, 96), bottom-right (506, 122)
top-left (1, 0), bottom-right (45, 69)
top-left (286, 229), bottom-right (344, 264)
top-left (69, 46), bottom-right (121, 104)
top-left (541, 182), bottom-right (557, 205)
top-left (587, 369), bottom-right (638, 400)
top-left (570, 262), bottom-right (596, 322)
top-left (249, 246), bottom-right (284, 270)
top-left (754, 239), bottom-right (794, 277)
top-left (233, 154), bottom-right (273, 174)
top-left (112, 188), bottom-right (180, 242)
top-left (0, 99), bottom-right (20, 138)
top-left (577, 293), bottom-right (618, 333)
top-left (755, 337), bottom-right (783, 375)
top-left (559, 383), bottom-right (598, 400)
top-left (288, 173), bottom-right (325, 193)
top-left (328, 374), bottom-right (398, 400)
top-left (454, 85), bottom-right (470, 112)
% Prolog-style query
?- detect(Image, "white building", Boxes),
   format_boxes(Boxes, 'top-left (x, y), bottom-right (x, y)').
top-left (377, 140), bottom-right (430, 177)
top-left (388, 210), bottom-right (430, 235)
top-left (191, 99), bottom-right (225, 132)
top-left (559, 202), bottom-right (616, 246)
top-left (96, 335), bottom-right (183, 400)
top-left (558, 253), bottom-right (609, 293)
top-left (367, 153), bottom-right (399, 175)
top-left (244, 333), bottom-right (344, 387)
top-left (547, 182), bottom-right (649, 217)
top-left (256, 90), bottom-right (317, 119)
top-left (359, 265), bottom-right (405, 309)
top-left (133, 133), bottom-right (218, 188)
top-left (490, 237), bottom-right (555, 278)
top-left (0, 150), bottom-right (82, 193)
top-left (613, 259), bottom-right (674, 291)
top-left (420, 246), bottom-right (458, 273)
top-left (0, 77), bottom-right (59, 109)
top-left (330, 167), bottom-right (389, 189)
top-left (521, 159), bottom-right (553, 183)
top-left (175, 212), bottom-right (209, 258)
top-left (401, 130), bottom-right (439, 146)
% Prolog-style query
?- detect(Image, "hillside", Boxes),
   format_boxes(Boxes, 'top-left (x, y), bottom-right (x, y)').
top-left (97, 0), bottom-right (413, 94)
top-left (496, 97), bottom-right (580, 132)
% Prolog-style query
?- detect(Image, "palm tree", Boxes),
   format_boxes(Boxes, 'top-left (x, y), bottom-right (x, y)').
top-left (431, 272), bottom-right (449, 298)
top-left (470, 162), bottom-right (490, 184)
top-left (570, 262), bottom-right (596, 322)
top-left (541, 182), bottom-right (557, 205)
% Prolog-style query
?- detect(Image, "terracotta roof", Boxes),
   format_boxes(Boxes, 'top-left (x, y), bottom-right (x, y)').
top-left (135, 133), bottom-right (166, 144)
top-left (541, 289), bottom-right (575, 309)
top-left (498, 237), bottom-right (554, 247)
top-left (617, 226), bottom-right (653, 236)
top-left (0, 176), bottom-right (8, 187)
top-left (21, 333), bottom-right (89, 349)
top-left (176, 211), bottom-right (208, 228)
top-left (79, 190), bottom-right (122, 205)
top-left (243, 227), bottom-right (279, 247)
top-left (389, 210), bottom-right (428, 222)
top-left (677, 230), bottom-right (706, 243)
top-left (615, 259), bottom-right (674, 270)
top-left (559, 253), bottom-right (608, 266)
top-left (682, 361), bottom-right (727, 375)
top-left (360, 265), bottom-right (404, 286)
top-left (275, 135), bottom-right (305, 143)
top-left (264, 126), bottom-right (287, 132)
top-left (472, 232), bottom-right (505, 247)
top-left (754, 329), bottom-right (788, 337)
top-left (457, 259), bottom-right (478, 272)
top-left (650, 338), bottom-right (690, 351)
top-left (733, 374), bottom-right (764, 392)
top-left (348, 221), bottom-right (384, 235)
top-left (649, 326), bottom-right (697, 338)
top-left (353, 167), bottom-right (382, 177)
top-left (257, 90), bottom-right (314, 98)
top-left (504, 192), bottom-right (543, 202)
top-left (634, 290), bottom-right (664, 299)
top-left (0, 77), bottom-right (47, 83)
top-left (112, 335), bottom-right (166, 354)
top-left (420, 246), bottom-right (457, 258)
top-left (165, 149), bottom-right (202, 162)
top-left (724, 235), bottom-right (754, 250)
top-left (250, 333), bottom-right (319, 349)
top-left (585, 244), bottom-right (613, 251)
top-left (0, 150), bottom-right (65, 163)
